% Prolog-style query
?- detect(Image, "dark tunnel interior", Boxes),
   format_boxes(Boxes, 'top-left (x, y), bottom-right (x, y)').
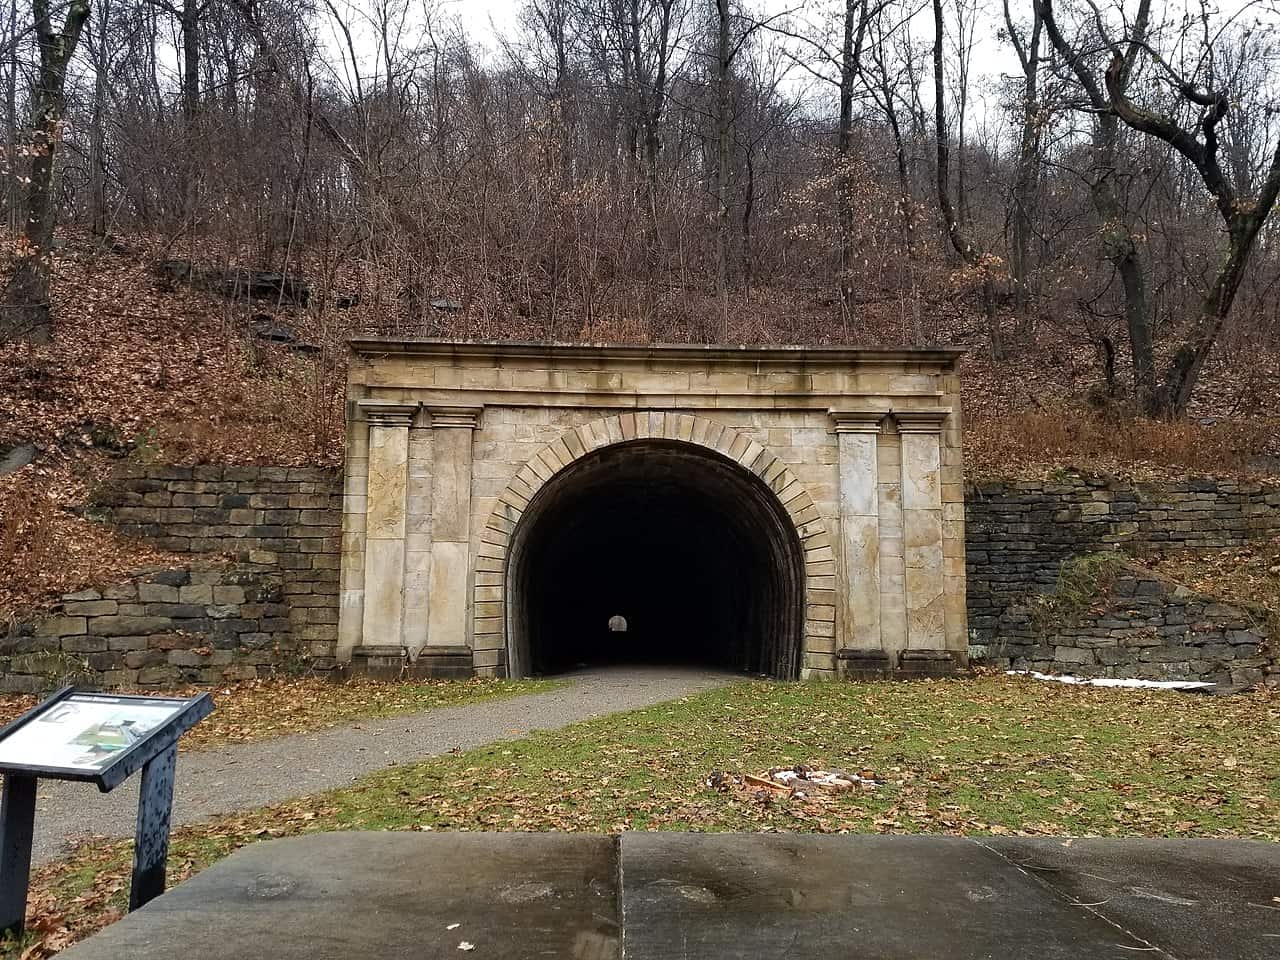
top-left (505, 440), bottom-right (804, 678)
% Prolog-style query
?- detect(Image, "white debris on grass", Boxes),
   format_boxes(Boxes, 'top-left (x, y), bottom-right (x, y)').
top-left (1008, 670), bottom-right (1214, 691)
top-left (706, 765), bottom-right (882, 801)
top-left (770, 769), bottom-right (878, 789)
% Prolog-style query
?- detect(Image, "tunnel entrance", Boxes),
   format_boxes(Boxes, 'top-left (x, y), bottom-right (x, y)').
top-left (504, 440), bottom-right (805, 679)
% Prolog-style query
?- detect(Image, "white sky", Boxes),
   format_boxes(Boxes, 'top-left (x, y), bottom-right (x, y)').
top-left (312, 0), bottom-right (1276, 153)
top-left (423, 0), bottom-right (1025, 143)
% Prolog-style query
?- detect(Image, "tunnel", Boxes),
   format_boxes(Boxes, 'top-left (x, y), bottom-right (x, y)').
top-left (505, 439), bottom-right (805, 678)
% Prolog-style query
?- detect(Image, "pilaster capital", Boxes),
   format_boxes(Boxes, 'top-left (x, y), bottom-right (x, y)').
top-left (357, 399), bottom-right (420, 428)
top-left (426, 405), bottom-right (483, 430)
top-left (829, 409), bottom-right (887, 434)
top-left (893, 408), bottom-right (951, 434)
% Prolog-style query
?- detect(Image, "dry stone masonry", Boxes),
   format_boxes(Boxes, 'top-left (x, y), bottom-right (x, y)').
top-left (340, 340), bottom-right (969, 680)
top-left (988, 560), bottom-right (1274, 688)
top-left (966, 474), bottom-right (1280, 643)
top-left (0, 563), bottom-right (295, 692)
top-left (94, 465), bottom-right (341, 664)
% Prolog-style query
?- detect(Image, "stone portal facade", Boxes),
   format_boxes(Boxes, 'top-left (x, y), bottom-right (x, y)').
top-left (339, 340), bottom-right (967, 679)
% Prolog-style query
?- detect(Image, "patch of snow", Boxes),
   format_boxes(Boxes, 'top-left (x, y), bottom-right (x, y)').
top-left (1007, 670), bottom-right (1213, 690)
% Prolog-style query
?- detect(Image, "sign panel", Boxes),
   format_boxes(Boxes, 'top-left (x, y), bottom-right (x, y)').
top-left (0, 692), bottom-right (188, 773)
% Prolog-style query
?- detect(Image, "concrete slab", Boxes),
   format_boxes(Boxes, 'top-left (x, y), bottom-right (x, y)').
top-left (57, 833), bottom-right (1280, 960)
top-left (983, 837), bottom-right (1280, 960)
top-left (58, 833), bottom-right (620, 960)
top-left (620, 833), bottom-right (1158, 959)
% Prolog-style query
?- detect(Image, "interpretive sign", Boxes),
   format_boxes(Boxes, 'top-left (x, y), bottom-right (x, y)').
top-left (0, 692), bottom-right (189, 777)
top-left (0, 687), bottom-right (214, 938)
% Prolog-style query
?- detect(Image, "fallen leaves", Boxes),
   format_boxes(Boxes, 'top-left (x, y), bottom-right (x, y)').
top-left (1140, 535), bottom-right (1280, 624)
top-left (0, 464), bottom-right (182, 619)
top-left (0, 676), bottom-right (563, 750)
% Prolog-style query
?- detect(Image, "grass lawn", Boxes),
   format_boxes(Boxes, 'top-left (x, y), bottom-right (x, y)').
top-left (0, 676), bottom-right (563, 750)
top-left (6, 675), bottom-right (1278, 957)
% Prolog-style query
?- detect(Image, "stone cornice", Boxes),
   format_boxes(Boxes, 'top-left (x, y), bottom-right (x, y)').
top-left (829, 409), bottom-right (887, 434)
top-left (357, 399), bottom-right (420, 428)
top-left (426, 405), bottom-right (483, 429)
top-left (349, 337), bottom-right (965, 367)
top-left (893, 408), bottom-right (951, 433)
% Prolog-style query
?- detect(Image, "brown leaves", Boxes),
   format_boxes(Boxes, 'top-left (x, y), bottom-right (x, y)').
top-left (965, 408), bottom-right (1280, 482)
top-left (0, 462), bottom-right (179, 619)
top-left (0, 677), bottom-right (558, 754)
top-left (5, 676), bottom-right (1277, 959)
top-left (1141, 535), bottom-right (1280, 621)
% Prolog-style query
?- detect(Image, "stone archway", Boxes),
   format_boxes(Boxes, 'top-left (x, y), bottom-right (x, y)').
top-left (339, 339), bottom-right (967, 681)
top-left (474, 413), bottom-right (834, 678)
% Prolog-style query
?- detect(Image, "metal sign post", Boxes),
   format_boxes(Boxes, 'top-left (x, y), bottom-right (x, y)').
top-left (0, 687), bottom-right (214, 939)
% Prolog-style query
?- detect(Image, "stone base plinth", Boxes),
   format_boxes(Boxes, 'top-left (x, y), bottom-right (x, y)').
top-left (407, 647), bottom-right (475, 680)
top-left (343, 644), bottom-right (408, 681)
top-left (836, 649), bottom-right (892, 681)
top-left (895, 649), bottom-right (962, 679)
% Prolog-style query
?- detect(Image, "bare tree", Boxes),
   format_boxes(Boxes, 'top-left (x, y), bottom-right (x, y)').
top-left (1037, 0), bottom-right (1155, 408)
top-left (931, 0), bottom-right (1000, 358)
top-left (1105, 34), bottom-right (1280, 415)
top-left (1002, 0), bottom-right (1043, 322)
top-left (2, 0), bottom-right (92, 343)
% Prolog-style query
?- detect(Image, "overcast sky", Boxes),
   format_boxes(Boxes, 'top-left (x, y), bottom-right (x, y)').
top-left (312, 0), bottom-right (1276, 149)
top-left (347, 0), bottom-right (1023, 140)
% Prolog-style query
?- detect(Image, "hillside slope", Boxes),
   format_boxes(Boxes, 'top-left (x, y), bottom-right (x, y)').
top-left (2, 232), bottom-right (1279, 616)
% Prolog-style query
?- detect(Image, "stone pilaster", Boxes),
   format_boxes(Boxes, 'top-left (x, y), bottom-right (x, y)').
top-left (337, 403), bottom-right (370, 661)
top-left (896, 409), bottom-right (950, 651)
top-left (357, 400), bottom-right (419, 650)
top-left (831, 411), bottom-right (885, 662)
top-left (424, 405), bottom-right (482, 654)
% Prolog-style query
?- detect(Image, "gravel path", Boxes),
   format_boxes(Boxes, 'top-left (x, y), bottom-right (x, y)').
top-left (29, 666), bottom-right (734, 866)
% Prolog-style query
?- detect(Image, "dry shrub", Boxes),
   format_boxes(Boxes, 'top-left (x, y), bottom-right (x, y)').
top-left (0, 478), bottom-right (58, 590)
top-left (966, 408), bottom-right (1280, 479)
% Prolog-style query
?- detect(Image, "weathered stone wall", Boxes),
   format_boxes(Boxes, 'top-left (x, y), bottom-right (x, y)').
top-left (343, 340), bottom-right (969, 680)
top-left (986, 559), bottom-right (1275, 688)
top-left (0, 563), bottom-right (297, 692)
top-left (94, 464), bottom-right (342, 665)
top-left (11, 462), bottom-right (1276, 691)
top-left (965, 475), bottom-right (1280, 644)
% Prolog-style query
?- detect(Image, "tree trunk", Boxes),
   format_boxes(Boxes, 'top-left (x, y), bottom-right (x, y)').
top-left (5, 0), bottom-right (17, 233)
top-left (1086, 113), bottom-right (1156, 409)
top-left (741, 147), bottom-right (754, 294)
top-left (714, 0), bottom-right (730, 337)
top-left (2, 0), bottom-right (91, 343)
top-left (931, 0), bottom-right (1001, 358)
top-left (1159, 209), bottom-right (1277, 415)
top-left (89, 0), bottom-right (110, 237)
top-left (1100, 42), bottom-right (1280, 417)
top-left (836, 0), bottom-right (859, 315)
top-left (1037, 0), bottom-right (1156, 410)
top-left (1006, 2), bottom-right (1043, 324)
top-left (181, 0), bottom-right (198, 122)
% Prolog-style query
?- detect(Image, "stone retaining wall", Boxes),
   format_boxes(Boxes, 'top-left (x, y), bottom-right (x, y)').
top-left (0, 563), bottom-right (297, 692)
top-left (95, 465), bottom-right (342, 666)
top-left (965, 475), bottom-right (1280, 644)
top-left (986, 559), bottom-right (1275, 688)
top-left (7, 466), bottom-right (1279, 690)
